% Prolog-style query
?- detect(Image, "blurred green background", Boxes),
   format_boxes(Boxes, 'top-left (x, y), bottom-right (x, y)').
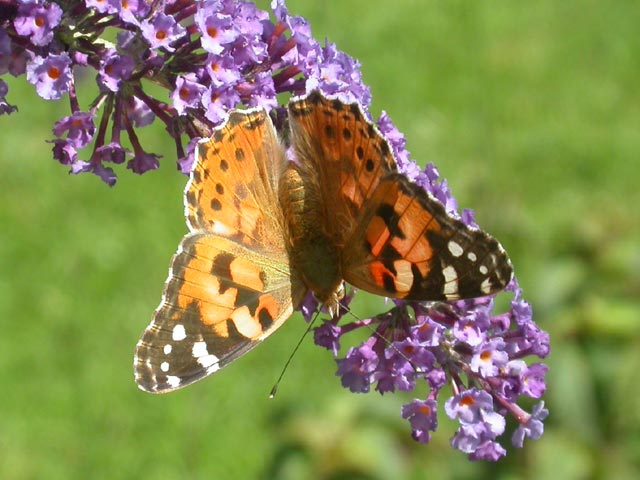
top-left (2, 1), bottom-right (639, 478)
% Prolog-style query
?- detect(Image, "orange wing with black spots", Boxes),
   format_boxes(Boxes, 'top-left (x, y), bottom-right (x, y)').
top-left (134, 233), bottom-right (303, 393)
top-left (134, 109), bottom-right (306, 394)
top-left (185, 109), bottom-right (285, 252)
top-left (288, 92), bottom-right (512, 302)
top-left (288, 91), bottom-right (397, 246)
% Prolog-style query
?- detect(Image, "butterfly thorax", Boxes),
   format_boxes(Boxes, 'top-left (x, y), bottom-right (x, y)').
top-left (279, 163), bottom-right (344, 314)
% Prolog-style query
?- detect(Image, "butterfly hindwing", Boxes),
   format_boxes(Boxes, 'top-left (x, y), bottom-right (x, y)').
top-left (134, 232), bottom-right (301, 393)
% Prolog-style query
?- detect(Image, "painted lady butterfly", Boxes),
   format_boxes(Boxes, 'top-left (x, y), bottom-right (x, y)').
top-left (134, 91), bottom-right (513, 393)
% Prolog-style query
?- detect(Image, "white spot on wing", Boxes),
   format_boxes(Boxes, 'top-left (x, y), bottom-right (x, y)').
top-left (443, 265), bottom-right (457, 282)
top-left (160, 361), bottom-right (169, 372)
top-left (164, 344), bottom-right (172, 355)
top-left (448, 240), bottom-right (464, 257)
top-left (201, 356), bottom-right (220, 371)
top-left (442, 265), bottom-right (459, 297)
top-left (166, 375), bottom-right (181, 388)
top-left (192, 341), bottom-right (220, 371)
top-left (172, 324), bottom-right (186, 341)
top-left (481, 278), bottom-right (492, 294)
top-left (192, 341), bottom-right (208, 357)
top-left (468, 252), bottom-right (477, 262)
top-left (479, 265), bottom-right (488, 275)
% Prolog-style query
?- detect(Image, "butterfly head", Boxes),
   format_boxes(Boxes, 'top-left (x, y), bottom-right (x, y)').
top-left (314, 281), bottom-right (345, 318)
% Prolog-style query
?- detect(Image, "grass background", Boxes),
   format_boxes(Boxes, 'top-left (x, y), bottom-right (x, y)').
top-left (2, 0), bottom-right (639, 478)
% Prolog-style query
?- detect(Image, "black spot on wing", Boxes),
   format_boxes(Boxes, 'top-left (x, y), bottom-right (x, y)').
top-left (212, 253), bottom-right (235, 293)
top-left (376, 203), bottom-right (405, 240)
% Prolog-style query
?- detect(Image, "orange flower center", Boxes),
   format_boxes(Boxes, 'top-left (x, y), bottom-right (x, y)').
top-left (418, 404), bottom-right (431, 415)
top-left (207, 27), bottom-right (218, 38)
top-left (480, 350), bottom-right (492, 361)
top-left (35, 16), bottom-right (45, 28)
top-left (48, 66), bottom-right (61, 80)
top-left (156, 30), bottom-right (167, 41)
top-left (179, 86), bottom-right (190, 100)
top-left (460, 395), bottom-right (475, 407)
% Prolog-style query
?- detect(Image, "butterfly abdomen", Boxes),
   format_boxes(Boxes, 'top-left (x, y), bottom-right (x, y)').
top-left (279, 163), bottom-right (343, 307)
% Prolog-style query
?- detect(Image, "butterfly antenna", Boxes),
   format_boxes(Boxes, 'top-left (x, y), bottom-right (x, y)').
top-left (269, 310), bottom-right (320, 398)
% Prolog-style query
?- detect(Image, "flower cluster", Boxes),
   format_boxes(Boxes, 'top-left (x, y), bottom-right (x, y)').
top-left (321, 280), bottom-right (549, 460)
top-left (1, 0), bottom-right (549, 460)
top-left (1, 0), bottom-right (368, 184)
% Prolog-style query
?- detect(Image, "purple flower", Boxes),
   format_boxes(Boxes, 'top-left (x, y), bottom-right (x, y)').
top-left (95, 142), bottom-right (130, 164)
top-left (14, 1), bottom-right (63, 47)
top-left (124, 96), bottom-right (154, 128)
top-left (127, 150), bottom-right (160, 174)
top-left (520, 362), bottom-right (548, 398)
top-left (205, 53), bottom-right (242, 87)
top-left (117, 0), bottom-right (150, 26)
top-left (512, 401), bottom-right (548, 448)
top-left (51, 138), bottom-right (78, 165)
top-left (177, 137), bottom-right (200, 174)
top-left (3, 0), bottom-right (549, 458)
top-left (336, 341), bottom-right (379, 393)
top-left (141, 13), bottom-right (186, 52)
top-left (98, 51), bottom-right (135, 93)
top-left (402, 399), bottom-right (438, 443)
top-left (237, 71), bottom-right (277, 109)
top-left (306, 41), bottom-right (369, 105)
top-left (26, 53), bottom-right (72, 100)
top-left (450, 410), bottom-right (506, 454)
top-left (470, 338), bottom-right (509, 378)
top-left (171, 74), bottom-right (207, 115)
top-left (445, 389), bottom-right (495, 424)
top-left (410, 317), bottom-right (444, 346)
top-left (313, 321), bottom-right (342, 356)
top-left (375, 339), bottom-right (435, 393)
top-left (202, 85), bottom-right (240, 124)
top-left (195, 8), bottom-right (239, 55)
top-left (71, 159), bottom-right (117, 186)
top-left (53, 112), bottom-right (96, 149)
top-left (377, 111), bottom-right (417, 179)
top-left (85, 0), bottom-right (118, 15)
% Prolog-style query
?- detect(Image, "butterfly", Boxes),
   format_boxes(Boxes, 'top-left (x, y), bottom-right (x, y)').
top-left (133, 90), bottom-right (513, 393)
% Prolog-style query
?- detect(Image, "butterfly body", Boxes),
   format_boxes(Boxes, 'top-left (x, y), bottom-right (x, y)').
top-left (134, 91), bottom-right (513, 393)
top-left (279, 163), bottom-right (344, 311)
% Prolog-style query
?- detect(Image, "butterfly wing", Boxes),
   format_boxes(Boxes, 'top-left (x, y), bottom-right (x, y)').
top-left (135, 109), bottom-right (305, 393)
top-left (342, 174), bottom-right (513, 301)
top-left (289, 91), bottom-right (512, 301)
top-left (288, 91), bottom-right (397, 247)
top-left (185, 109), bottom-right (285, 252)
top-left (134, 233), bottom-right (299, 393)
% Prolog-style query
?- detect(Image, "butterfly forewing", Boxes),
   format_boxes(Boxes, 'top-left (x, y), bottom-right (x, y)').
top-left (135, 108), bottom-right (305, 393)
top-left (185, 109), bottom-right (285, 252)
top-left (288, 91), bottom-right (397, 245)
